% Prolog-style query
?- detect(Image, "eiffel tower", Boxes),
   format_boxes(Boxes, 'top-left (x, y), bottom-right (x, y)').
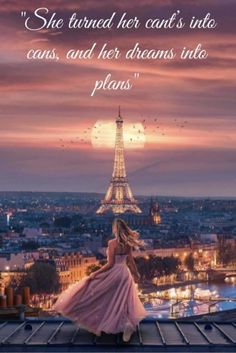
top-left (96, 108), bottom-right (142, 214)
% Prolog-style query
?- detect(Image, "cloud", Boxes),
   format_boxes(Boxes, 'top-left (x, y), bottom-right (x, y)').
top-left (0, 0), bottom-right (235, 195)
top-left (0, 0), bottom-right (235, 12)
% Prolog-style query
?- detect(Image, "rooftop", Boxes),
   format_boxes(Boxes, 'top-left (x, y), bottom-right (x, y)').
top-left (0, 318), bottom-right (235, 352)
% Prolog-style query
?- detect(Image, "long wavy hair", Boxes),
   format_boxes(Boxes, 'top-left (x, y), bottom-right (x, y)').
top-left (112, 218), bottom-right (144, 248)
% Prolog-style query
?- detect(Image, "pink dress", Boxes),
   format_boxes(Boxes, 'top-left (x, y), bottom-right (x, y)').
top-left (52, 251), bottom-right (148, 335)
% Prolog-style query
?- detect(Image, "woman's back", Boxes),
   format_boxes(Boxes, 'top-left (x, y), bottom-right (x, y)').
top-left (113, 239), bottom-right (131, 256)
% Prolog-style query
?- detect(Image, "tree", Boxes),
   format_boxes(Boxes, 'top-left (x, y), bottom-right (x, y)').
top-left (162, 256), bottom-right (180, 275)
top-left (21, 240), bottom-right (39, 251)
top-left (18, 261), bottom-right (60, 294)
top-left (184, 253), bottom-right (195, 272)
top-left (39, 222), bottom-right (50, 228)
top-left (135, 257), bottom-right (150, 280)
top-left (86, 264), bottom-right (101, 275)
top-left (135, 255), bottom-right (180, 280)
top-left (13, 225), bottom-right (24, 233)
top-left (217, 235), bottom-right (236, 266)
top-left (54, 216), bottom-right (72, 228)
top-left (85, 259), bottom-right (107, 275)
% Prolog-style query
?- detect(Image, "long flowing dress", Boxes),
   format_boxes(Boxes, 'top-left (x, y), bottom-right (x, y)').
top-left (52, 251), bottom-right (148, 336)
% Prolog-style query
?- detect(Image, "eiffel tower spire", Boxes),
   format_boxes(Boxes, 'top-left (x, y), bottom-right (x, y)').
top-left (118, 105), bottom-right (121, 118)
top-left (96, 108), bottom-right (141, 214)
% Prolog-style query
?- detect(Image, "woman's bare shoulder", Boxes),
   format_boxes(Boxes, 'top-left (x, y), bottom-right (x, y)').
top-left (108, 238), bottom-right (116, 247)
top-left (127, 244), bottom-right (132, 253)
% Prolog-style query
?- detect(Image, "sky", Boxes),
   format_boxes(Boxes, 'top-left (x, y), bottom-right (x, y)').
top-left (0, 0), bottom-right (235, 197)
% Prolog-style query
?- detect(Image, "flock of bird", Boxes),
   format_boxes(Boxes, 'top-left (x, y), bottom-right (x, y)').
top-left (59, 127), bottom-right (92, 150)
top-left (58, 116), bottom-right (189, 150)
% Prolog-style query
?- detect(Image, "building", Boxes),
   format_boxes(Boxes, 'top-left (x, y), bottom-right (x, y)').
top-left (54, 251), bottom-right (99, 290)
top-left (149, 199), bottom-right (161, 225)
top-left (0, 252), bottom-right (39, 271)
top-left (0, 318), bottom-right (235, 351)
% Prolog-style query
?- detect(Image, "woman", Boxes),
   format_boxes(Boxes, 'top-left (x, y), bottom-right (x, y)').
top-left (52, 218), bottom-right (148, 342)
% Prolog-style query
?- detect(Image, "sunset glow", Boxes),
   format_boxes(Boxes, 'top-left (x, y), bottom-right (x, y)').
top-left (91, 120), bottom-right (146, 149)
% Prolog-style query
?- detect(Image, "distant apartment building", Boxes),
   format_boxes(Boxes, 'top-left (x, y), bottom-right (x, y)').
top-left (0, 251), bottom-right (39, 271)
top-left (54, 252), bottom-right (99, 290)
top-left (133, 244), bottom-right (217, 268)
top-left (23, 227), bottom-right (43, 238)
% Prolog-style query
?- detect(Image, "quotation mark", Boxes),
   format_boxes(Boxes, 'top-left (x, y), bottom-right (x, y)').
top-left (134, 73), bottom-right (140, 79)
top-left (21, 11), bottom-right (27, 18)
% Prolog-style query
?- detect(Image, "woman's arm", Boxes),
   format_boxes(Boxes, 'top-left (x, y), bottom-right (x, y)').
top-left (126, 247), bottom-right (140, 282)
top-left (89, 240), bottom-right (115, 279)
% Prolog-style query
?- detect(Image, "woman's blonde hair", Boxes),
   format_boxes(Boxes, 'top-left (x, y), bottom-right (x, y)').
top-left (113, 218), bottom-right (144, 248)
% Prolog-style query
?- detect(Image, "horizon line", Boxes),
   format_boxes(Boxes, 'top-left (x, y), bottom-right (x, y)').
top-left (0, 190), bottom-right (235, 200)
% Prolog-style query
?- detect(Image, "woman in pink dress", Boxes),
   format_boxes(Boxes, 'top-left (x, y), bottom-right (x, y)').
top-left (52, 218), bottom-right (148, 342)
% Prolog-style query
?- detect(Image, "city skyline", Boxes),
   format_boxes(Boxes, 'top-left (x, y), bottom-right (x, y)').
top-left (0, 0), bottom-right (235, 197)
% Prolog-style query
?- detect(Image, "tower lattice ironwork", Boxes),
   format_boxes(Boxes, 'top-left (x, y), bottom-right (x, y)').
top-left (96, 108), bottom-right (142, 214)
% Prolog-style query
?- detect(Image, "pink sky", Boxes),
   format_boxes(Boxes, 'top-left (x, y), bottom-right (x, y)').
top-left (0, 0), bottom-right (235, 197)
